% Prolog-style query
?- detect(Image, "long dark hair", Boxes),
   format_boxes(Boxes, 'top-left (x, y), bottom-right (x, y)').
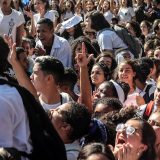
top-left (88, 11), bottom-right (110, 31)
top-left (126, 21), bottom-right (141, 38)
top-left (129, 117), bottom-right (156, 160)
top-left (71, 36), bottom-right (98, 65)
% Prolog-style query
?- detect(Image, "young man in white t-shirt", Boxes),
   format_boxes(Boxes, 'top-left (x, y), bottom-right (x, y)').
top-left (0, 35), bottom-right (67, 160)
top-left (9, 45), bottom-right (72, 111)
top-left (0, 35), bottom-right (32, 158)
top-left (0, 0), bottom-right (25, 46)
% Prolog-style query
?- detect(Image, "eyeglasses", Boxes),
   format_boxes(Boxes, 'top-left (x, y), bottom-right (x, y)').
top-left (116, 123), bottom-right (137, 135)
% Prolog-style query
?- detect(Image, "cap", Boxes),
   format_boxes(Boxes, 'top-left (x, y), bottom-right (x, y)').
top-left (61, 15), bottom-right (83, 29)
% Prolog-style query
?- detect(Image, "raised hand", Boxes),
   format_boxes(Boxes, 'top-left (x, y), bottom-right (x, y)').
top-left (4, 34), bottom-right (13, 49)
top-left (117, 143), bottom-right (139, 160)
top-left (34, 45), bottom-right (46, 56)
top-left (75, 42), bottom-right (93, 67)
top-left (24, 10), bottom-right (33, 19)
top-left (7, 42), bottom-right (17, 66)
top-left (78, 42), bottom-right (93, 113)
top-left (3, 35), bottom-right (17, 65)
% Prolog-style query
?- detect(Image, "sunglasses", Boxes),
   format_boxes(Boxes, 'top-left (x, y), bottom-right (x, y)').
top-left (116, 123), bottom-right (137, 135)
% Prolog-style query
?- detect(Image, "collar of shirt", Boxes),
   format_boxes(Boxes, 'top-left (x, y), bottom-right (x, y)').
top-left (96, 28), bottom-right (113, 37)
top-left (52, 34), bottom-right (61, 49)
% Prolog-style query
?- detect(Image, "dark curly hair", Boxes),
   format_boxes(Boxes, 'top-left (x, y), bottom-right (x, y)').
top-left (99, 106), bottom-right (138, 126)
top-left (71, 36), bottom-right (98, 60)
top-left (93, 97), bottom-right (123, 112)
top-left (60, 102), bottom-right (91, 141)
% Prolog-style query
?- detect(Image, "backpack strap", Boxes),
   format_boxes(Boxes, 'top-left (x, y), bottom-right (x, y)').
top-left (143, 101), bottom-right (154, 120)
top-left (97, 27), bottom-right (114, 36)
top-left (143, 84), bottom-right (154, 104)
top-left (0, 79), bottom-right (67, 160)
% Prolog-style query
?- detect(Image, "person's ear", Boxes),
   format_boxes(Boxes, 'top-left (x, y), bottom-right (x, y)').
top-left (47, 74), bottom-right (56, 84)
top-left (138, 144), bottom-right (148, 156)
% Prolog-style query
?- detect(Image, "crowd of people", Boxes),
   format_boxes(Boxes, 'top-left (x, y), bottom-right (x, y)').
top-left (0, 0), bottom-right (160, 159)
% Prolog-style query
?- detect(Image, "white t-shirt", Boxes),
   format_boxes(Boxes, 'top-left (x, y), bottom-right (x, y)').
top-left (97, 29), bottom-right (128, 51)
top-left (39, 92), bottom-right (73, 110)
top-left (65, 140), bottom-right (81, 160)
top-left (0, 83), bottom-right (32, 153)
top-left (0, 8), bottom-right (25, 42)
top-left (33, 10), bottom-right (55, 27)
top-left (124, 90), bottom-right (139, 107)
top-left (118, 7), bottom-right (135, 23)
